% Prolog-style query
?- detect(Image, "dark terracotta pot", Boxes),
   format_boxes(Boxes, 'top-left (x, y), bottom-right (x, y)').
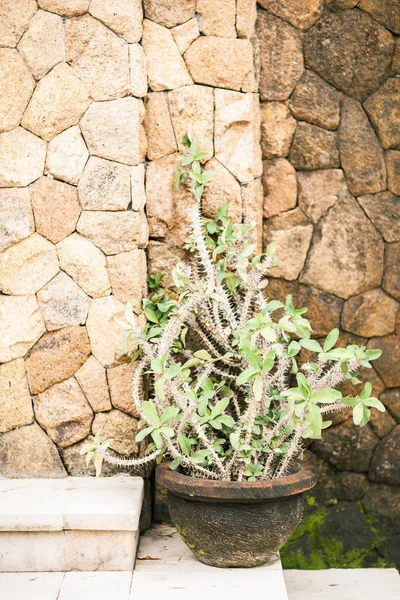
top-left (156, 461), bottom-right (318, 568)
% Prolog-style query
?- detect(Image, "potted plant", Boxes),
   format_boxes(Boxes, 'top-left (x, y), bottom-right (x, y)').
top-left (84, 136), bottom-right (385, 568)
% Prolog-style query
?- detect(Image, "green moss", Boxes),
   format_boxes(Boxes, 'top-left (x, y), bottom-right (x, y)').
top-left (306, 496), bottom-right (316, 507)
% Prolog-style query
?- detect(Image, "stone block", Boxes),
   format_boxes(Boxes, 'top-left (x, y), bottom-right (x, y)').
top-left (75, 356), bottom-right (112, 413)
top-left (76, 211), bottom-right (148, 255)
top-left (262, 158), bottom-right (297, 219)
top-left (0, 49), bottom-right (35, 133)
top-left (144, 92), bottom-right (177, 160)
top-left (289, 122), bottom-right (339, 170)
top-left (17, 10), bottom-right (65, 79)
top-left (260, 102), bottom-right (296, 159)
top-left (78, 157), bottom-right (131, 211)
top-left (45, 126), bottom-right (89, 186)
top-left (0, 188), bottom-right (34, 252)
top-left (297, 169), bottom-right (345, 223)
top-left (37, 272), bottom-right (89, 332)
top-left (0, 359), bottom-right (33, 434)
top-left (0, 296), bottom-right (45, 363)
top-left (289, 70), bottom-right (341, 130)
top-left (89, 0), bottom-right (143, 43)
top-left (0, 127), bottom-right (46, 187)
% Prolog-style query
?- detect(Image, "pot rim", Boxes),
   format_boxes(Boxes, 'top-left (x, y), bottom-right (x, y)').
top-left (156, 461), bottom-right (318, 503)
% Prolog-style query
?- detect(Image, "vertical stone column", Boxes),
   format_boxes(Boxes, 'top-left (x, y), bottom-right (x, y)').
top-left (142, 0), bottom-right (263, 286)
top-left (0, 0), bottom-right (149, 477)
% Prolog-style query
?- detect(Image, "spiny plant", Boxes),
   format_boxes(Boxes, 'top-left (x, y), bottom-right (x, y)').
top-left (83, 134), bottom-right (385, 481)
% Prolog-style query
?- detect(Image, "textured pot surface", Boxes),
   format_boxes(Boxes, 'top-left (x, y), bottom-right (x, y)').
top-left (156, 462), bottom-right (318, 568)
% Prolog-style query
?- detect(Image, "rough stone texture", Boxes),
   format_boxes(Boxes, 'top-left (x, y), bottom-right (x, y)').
top-left (304, 10), bottom-right (394, 102)
top-left (259, 0), bottom-right (323, 30)
top-left (262, 158), bottom-right (297, 219)
top-left (17, 10), bottom-right (64, 79)
top-left (383, 242), bottom-right (400, 301)
top-left (320, 502), bottom-right (376, 559)
top-left (0, 233), bottom-right (59, 295)
top-left (288, 71), bottom-right (341, 131)
top-left (86, 296), bottom-right (126, 368)
top-left (129, 43), bottom-right (147, 98)
top-left (168, 85), bottom-right (214, 159)
top-left (144, 92), bottom-right (177, 160)
top-left (142, 19), bottom-right (193, 92)
top-left (256, 10), bottom-right (304, 101)
top-left (202, 158), bottom-right (242, 223)
top-left (342, 289), bottom-right (398, 338)
top-left (38, 0), bottom-right (89, 16)
top-left (0, 423), bottom-right (66, 478)
top-left (57, 233), bottom-right (111, 298)
top-left (143, 0), bottom-right (196, 28)
top-left (0, 127), bottom-right (46, 187)
top-left (264, 208), bottom-right (313, 280)
top-left (184, 37), bottom-right (256, 93)
top-left (92, 410), bottom-right (139, 456)
top-left (392, 38), bottom-right (400, 73)
top-left (25, 326), bottom-right (91, 394)
top-left (289, 122), bottom-right (339, 171)
top-left (297, 169), bottom-right (345, 223)
top-left (75, 355), bottom-right (112, 413)
top-left (358, 0), bottom-right (400, 34)
top-left (368, 335), bottom-right (400, 388)
top-left (37, 272), bottom-right (89, 332)
top-left (370, 409), bottom-right (397, 439)
top-left (76, 211), bottom-right (148, 255)
top-left (364, 78), bottom-right (400, 150)
top-left (236, 0), bottom-right (258, 38)
top-left (336, 472), bottom-right (369, 502)
top-left (260, 102), bottom-right (297, 159)
top-left (45, 126), bottom-right (89, 186)
top-left (381, 389), bottom-right (400, 423)
top-left (171, 18), bottom-right (199, 54)
top-left (147, 241), bottom-right (187, 288)
top-left (301, 193), bottom-right (385, 299)
top-left (34, 377), bottom-right (93, 448)
top-left (313, 421), bottom-right (378, 472)
top-left (65, 15), bottom-right (130, 102)
top-left (107, 362), bottom-right (139, 417)
top-left (386, 151), bottom-right (400, 196)
top-left (242, 178), bottom-right (264, 256)
top-left (146, 153), bottom-right (197, 245)
top-left (0, 49), bottom-right (35, 132)
top-left (369, 426), bottom-right (400, 485)
top-left (358, 192), bottom-right (400, 243)
top-left (131, 164), bottom-right (146, 211)
top-left (215, 89), bottom-right (262, 183)
top-left (78, 157), bottom-right (131, 211)
top-left (0, 359), bottom-right (33, 434)
top-left (265, 278), bottom-right (343, 337)
top-left (21, 62), bottom-right (91, 142)
top-left (197, 0), bottom-right (236, 37)
top-left (0, 295), bottom-right (45, 363)
top-left (107, 249), bottom-right (147, 310)
top-left (30, 177), bottom-right (81, 244)
top-left (0, 0), bottom-right (38, 48)
top-left (0, 188), bottom-right (34, 252)
top-left (80, 98), bottom-right (144, 166)
top-left (89, 0), bottom-right (143, 43)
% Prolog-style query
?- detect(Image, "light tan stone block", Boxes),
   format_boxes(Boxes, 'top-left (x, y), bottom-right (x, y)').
top-left (30, 176), bottom-right (81, 244)
top-left (143, 0), bottom-right (196, 28)
top-left (184, 36), bottom-right (256, 92)
top-left (358, 191), bottom-right (400, 244)
top-left (107, 249), bottom-right (147, 310)
top-left (17, 10), bottom-right (65, 79)
top-left (65, 15), bottom-right (130, 102)
top-left (89, 0), bottom-right (143, 43)
top-left (215, 89), bottom-right (262, 183)
top-left (78, 157), bottom-right (131, 211)
top-left (342, 289), bottom-right (399, 338)
top-left (168, 85), bottom-right (214, 158)
top-left (260, 102), bottom-right (297, 159)
top-left (37, 271), bottom-right (89, 331)
top-left (236, 0), bottom-right (258, 38)
top-left (0, 127), bottom-right (46, 187)
top-left (129, 44), bottom-right (147, 97)
top-left (0, 188), bottom-right (34, 252)
top-left (0, 0), bottom-right (37, 48)
top-left (297, 169), bottom-right (345, 223)
top-left (144, 92), bottom-right (177, 160)
top-left (142, 19), bottom-right (193, 91)
top-left (64, 530), bottom-right (138, 571)
top-left (0, 359), bottom-right (33, 434)
top-left (26, 326), bottom-right (91, 394)
top-left (197, 0), bottom-right (236, 37)
top-left (86, 296), bottom-right (126, 368)
top-left (45, 126), bottom-right (89, 186)
top-left (38, 0), bottom-right (89, 16)
top-left (0, 49), bottom-right (35, 132)
top-left (0, 233), bottom-right (59, 295)
top-left (76, 211), bottom-right (148, 255)
top-left (202, 158), bottom-right (242, 222)
top-left (262, 158), bottom-right (297, 219)
top-left (0, 296), bottom-right (46, 363)
top-left (92, 410), bottom-right (139, 456)
top-left (21, 62), bottom-right (91, 142)
top-left (131, 164), bottom-right (146, 211)
top-left (75, 355), bottom-right (112, 413)
top-left (107, 362), bottom-right (140, 417)
top-left (171, 18), bottom-right (199, 54)
top-left (80, 98), bottom-right (144, 166)
top-left (57, 233), bottom-right (111, 299)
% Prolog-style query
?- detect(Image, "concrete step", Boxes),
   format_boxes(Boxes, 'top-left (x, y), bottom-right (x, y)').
top-left (0, 477), bottom-right (143, 572)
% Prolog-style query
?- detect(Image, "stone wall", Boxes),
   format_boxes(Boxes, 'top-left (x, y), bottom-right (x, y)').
top-left (0, 0), bottom-right (148, 477)
top-left (256, 0), bottom-right (400, 570)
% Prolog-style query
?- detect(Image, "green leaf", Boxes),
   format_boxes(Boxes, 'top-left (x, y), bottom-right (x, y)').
top-left (178, 434), bottom-right (192, 457)
top-left (191, 450), bottom-right (210, 464)
top-left (253, 375), bottom-right (263, 402)
top-left (229, 433), bottom-right (241, 451)
top-left (160, 426), bottom-right (174, 437)
top-left (194, 349), bottom-right (213, 361)
top-left (360, 382), bottom-right (372, 400)
top-left (364, 349), bottom-right (382, 361)
top-left (170, 457), bottom-right (181, 470)
top-left (300, 339), bottom-right (323, 353)
top-left (236, 366), bottom-right (259, 386)
top-left (288, 341), bottom-right (301, 358)
top-left (296, 373), bottom-right (311, 396)
top-left (143, 307), bottom-right (159, 323)
top-left (210, 397), bottom-right (230, 420)
top-left (311, 388), bottom-right (342, 404)
top-left (363, 397), bottom-right (385, 412)
top-left (151, 429), bottom-right (163, 448)
top-left (136, 426), bottom-right (155, 442)
top-left (323, 328), bottom-right (339, 352)
top-left (164, 364), bottom-right (181, 379)
top-left (353, 402), bottom-right (370, 426)
top-left (160, 406), bottom-right (180, 425)
top-left (141, 401), bottom-right (160, 425)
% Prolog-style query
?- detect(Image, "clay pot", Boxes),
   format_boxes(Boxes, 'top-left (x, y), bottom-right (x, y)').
top-left (156, 461), bottom-right (318, 568)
